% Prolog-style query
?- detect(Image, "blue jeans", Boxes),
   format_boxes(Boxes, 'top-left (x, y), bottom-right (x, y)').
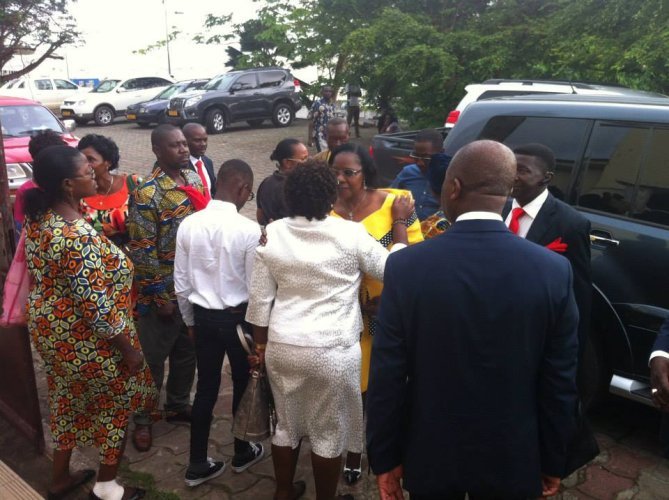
top-left (189, 304), bottom-right (251, 464)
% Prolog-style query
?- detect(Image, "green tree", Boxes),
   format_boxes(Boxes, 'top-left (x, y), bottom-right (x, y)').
top-left (0, 0), bottom-right (79, 82)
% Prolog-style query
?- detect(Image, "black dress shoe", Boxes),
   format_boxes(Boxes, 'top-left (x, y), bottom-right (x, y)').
top-left (165, 405), bottom-right (192, 423)
top-left (47, 469), bottom-right (95, 500)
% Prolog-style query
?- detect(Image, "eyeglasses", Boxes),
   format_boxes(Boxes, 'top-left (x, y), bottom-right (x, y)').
top-left (409, 153), bottom-right (433, 162)
top-left (331, 167), bottom-right (363, 178)
top-left (248, 191), bottom-right (255, 201)
top-left (285, 157), bottom-right (308, 163)
top-left (71, 168), bottom-right (95, 179)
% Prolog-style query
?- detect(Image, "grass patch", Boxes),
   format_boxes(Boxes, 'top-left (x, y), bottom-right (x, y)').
top-left (119, 462), bottom-right (180, 500)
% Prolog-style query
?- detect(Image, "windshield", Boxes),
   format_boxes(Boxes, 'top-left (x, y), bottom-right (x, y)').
top-left (203, 74), bottom-right (236, 91)
top-left (0, 104), bottom-right (64, 138)
top-left (91, 79), bottom-right (121, 93)
top-left (155, 84), bottom-right (183, 100)
top-left (2, 79), bottom-right (19, 89)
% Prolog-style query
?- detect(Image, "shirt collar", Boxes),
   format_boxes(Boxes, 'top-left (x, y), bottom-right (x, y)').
top-left (456, 211), bottom-right (504, 222)
top-left (206, 200), bottom-right (237, 212)
top-left (512, 189), bottom-right (548, 219)
top-left (190, 155), bottom-right (202, 165)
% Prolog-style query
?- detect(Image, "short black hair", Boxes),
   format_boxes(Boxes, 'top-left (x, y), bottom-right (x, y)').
top-left (415, 129), bottom-right (444, 151)
top-left (270, 138), bottom-right (302, 163)
top-left (24, 146), bottom-right (83, 219)
top-left (513, 143), bottom-right (555, 172)
top-left (77, 134), bottom-right (121, 170)
top-left (284, 159), bottom-right (337, 221)
top-left (151, 124), bottom-right (180, 147)
top-left (327, 117), bottom-right (348, 129)
top-left (217, 159), bottom-right (253, 186)
top-left (329, 142), bottom-right (378, 186)
top-left (28, 130), bottom-right (66, 160)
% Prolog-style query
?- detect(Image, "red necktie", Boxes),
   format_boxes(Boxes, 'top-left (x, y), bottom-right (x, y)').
top-left (195, 160), bottom-right (209, 189)
top-left (508, 207), bottom-right (526, 235)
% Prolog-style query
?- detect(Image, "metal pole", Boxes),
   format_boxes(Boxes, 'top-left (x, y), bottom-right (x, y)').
top-left (163, 0), bottom-right (172, 77)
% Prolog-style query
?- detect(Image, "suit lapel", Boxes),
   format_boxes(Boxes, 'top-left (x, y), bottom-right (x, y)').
top-left (526, 193), bottom-right (557, 244)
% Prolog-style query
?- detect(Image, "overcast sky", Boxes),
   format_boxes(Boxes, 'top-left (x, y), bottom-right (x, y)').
top-left (10, 0), bottom-right (265, 80)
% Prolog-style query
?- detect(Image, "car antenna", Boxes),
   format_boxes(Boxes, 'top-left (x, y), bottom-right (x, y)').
top-left (569, 78), bottom-right (576, 94)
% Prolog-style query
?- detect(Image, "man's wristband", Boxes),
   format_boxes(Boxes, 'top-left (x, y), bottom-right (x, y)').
top-left (392, 218), bottom-right (407, 226)
top-left (255, 343), bottom-right (267, 351)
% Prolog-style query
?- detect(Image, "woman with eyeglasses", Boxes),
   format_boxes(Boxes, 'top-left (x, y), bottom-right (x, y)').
top-left (246, 160), bottom-right (411, 500)
top-left (78, 134), bottom-right (142, 248)
top-left (329, 142), bottom-right (423, 485)
top-left (22, 145), bottom-right (158, 500)
top-left (256, 138), bottom-right (309, 225)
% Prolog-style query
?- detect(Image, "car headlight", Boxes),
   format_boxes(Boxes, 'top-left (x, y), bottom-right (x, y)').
top-left (139, 107), bottom-right (147, 113)
top-left (7, 163), bottom-right (32, 180)
top-left (185, 95), bottom-right (202, 107)
top-left (77, 99), bottom-right (86, 105)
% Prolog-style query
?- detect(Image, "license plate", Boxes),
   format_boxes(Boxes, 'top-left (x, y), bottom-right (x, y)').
top-left (126, 114), bottom-right (137, 120)
top-left (62, 110), bottom-right (72, 116)
top-left (167, 109), bottom-right (178, 117)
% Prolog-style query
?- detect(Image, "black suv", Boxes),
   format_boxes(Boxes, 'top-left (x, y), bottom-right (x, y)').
top-left (166, 67), bottom-right (302, 133)
top-left (444, 94), bottom-right (669, 407)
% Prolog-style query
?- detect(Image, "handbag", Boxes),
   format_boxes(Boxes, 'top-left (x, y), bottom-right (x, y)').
top-left (232, 324), bottom-right (277, 441)
top-left (0, 230), bottom-right (31, 327)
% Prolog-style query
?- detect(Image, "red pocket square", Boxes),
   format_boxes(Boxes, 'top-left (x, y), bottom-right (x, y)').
top-left (545, 237), bottom-right (568, 253)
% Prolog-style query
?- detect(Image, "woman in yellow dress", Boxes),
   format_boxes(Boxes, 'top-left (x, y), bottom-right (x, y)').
top-left (330, 143), bottom-right (423, 484)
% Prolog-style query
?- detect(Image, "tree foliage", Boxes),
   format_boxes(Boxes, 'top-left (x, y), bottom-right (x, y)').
top-left (0, 0), bottom-right (79, 82)
top-left (202, 0), bottom-right (669, 127)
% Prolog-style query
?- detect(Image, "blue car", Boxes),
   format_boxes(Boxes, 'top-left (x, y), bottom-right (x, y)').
top-left (126, 79), bottom-right (209, 127)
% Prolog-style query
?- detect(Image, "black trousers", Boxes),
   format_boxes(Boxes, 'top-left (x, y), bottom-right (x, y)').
top-left (412, 493), bottom-right (527, 500)
top-left (347, 105), bottom-right (361, 137)
top-left (189, 304), bottom-right (251, 464)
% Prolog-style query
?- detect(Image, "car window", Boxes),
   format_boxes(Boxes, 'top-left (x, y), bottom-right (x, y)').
top-left (478, 116), bottom-right (590, 201)
top-left (258, 71), bottom-right (285, 88)
top-left (54, 79), bottom-right (78, 90)
top-left (577, 123), bottom-right (649, 218)
top-left (152, 77), bottom-right (172, 87)
top-left (121, 79), bottom-right (140, 90)
top-left (632, 128), bottom-right (669, 226)
top-left (34, 79), bottom-right (53, 90)
top-left (477, 90), bottom-right (561, 100)
top-left (203, 74), bottom-right (236, 91)
top-left (0, 104), bottom-right (63, 137)
top-left (156, 84), bottom-right (181, 99)
top-left (92, 80), bottom-right (121, 93)
top-left (233, 74), bottom-right (257, 90)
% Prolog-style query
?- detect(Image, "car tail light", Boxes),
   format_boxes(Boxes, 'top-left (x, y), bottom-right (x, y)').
top-left (445, 110), bottom-right (460, 125)
top-left (293, 79), bottom-right (301, 92)
top-left (369, 146), bottom-right (374, 158)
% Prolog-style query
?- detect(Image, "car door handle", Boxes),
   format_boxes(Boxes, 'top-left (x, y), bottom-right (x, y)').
top-left (590, 232), bottom-right (620, 246)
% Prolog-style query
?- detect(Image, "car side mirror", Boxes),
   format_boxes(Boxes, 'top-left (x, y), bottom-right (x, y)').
top-left (62, 119), bottom-right (77, 133)
top-left (231, 83), bottom-right (242, 92)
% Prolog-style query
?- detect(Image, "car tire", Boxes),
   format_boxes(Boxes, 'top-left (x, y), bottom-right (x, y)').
top-left (247, 119), bottom-right (264, 128)
top-left (137, 122), bottom-right (151, 128)
top-left (94, 105), bottom-right (115, 126)
top-left (205, 108), bottom-right (226, 134)
top-left (272, 103), bottom-right (293, 127)
top-left (578, 330), bottom-right (610, 411)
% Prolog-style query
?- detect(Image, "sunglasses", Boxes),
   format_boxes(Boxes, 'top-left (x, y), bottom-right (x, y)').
top-left (409, 153), bottom-right (433, 162)
top-left (331, 167), bottom-right (363, 178)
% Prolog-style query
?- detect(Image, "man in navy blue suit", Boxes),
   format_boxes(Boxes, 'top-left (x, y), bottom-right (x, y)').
top-left (651, 317), bottom-right (669, 457)
top-left (366, 140), bottom-right (580, 500)
top-left (183, 123), bottom-right (216, 197)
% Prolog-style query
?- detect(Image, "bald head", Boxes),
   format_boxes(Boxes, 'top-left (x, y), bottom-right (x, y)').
top-left (442, 140), bottom-right (516, 220)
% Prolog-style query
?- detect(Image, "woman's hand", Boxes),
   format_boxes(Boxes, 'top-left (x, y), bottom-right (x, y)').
top-left (248, 348), bottom-right (265, 369)
top-left (121, 348), bottom-right (144, 375)
top-left (391, 194), bottom-right (415, 221)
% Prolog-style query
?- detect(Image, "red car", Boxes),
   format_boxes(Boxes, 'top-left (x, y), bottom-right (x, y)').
top-left (1, 96), bottom-right (78, 200)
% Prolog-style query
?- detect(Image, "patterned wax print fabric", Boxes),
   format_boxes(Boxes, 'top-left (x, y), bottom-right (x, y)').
top-left (331, 188), bottom-right (423, 392)
top-left (126, 167), bottom-right (204, 315)
top-left (81, 174), bottom-right (141, 248)
top-left (420, 210), bottom-right (451, 239)
top-left (309, 97), bottom-right (335, 144)
top-left (25, 210), bottom-right (158, 464)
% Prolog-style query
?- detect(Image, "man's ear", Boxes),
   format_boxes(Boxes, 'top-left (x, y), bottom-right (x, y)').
top-left (451, 177), bottom-right (462, 200)
top-left (542, 171), bottom-right (554, 186)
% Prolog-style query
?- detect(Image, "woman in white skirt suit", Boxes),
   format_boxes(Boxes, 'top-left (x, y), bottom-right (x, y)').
top-left (246, 159), bottom-right (413, 500)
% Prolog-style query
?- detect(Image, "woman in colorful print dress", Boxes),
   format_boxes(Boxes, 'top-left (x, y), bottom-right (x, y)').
top-left (23, 145), bottom-right (157, 500)
top-left (330, 143), bottom-right (423, 485)
top-left (78, 134), bottom-right (141, 248)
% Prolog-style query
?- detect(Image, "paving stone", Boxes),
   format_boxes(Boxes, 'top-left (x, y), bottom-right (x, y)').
top-left (153, 472), bottom-right (216, 499)
top-left (605, 446), bottom-right (659, 479)
top-left (563, 467), bottom-right (588, 488)
top-left (131, 448), bottom-right (188, 482)
top-left (578, 465), bottom-right (636, 500)
top-left (615, 485), bottom-right (639, 499)
top-left (595, 432), bottom-right (619, 451)
top-left (152, 425), bottom-right (192, 456)
top-left (634, 468), bottom-right (669, 499)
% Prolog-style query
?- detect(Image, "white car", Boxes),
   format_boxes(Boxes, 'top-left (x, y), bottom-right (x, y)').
top-left (60, 76), bottom-right (173, 126)
top-left (444, 79), bottom-right (667, 128)
top-left (0, 76), bottom-right (83, 109)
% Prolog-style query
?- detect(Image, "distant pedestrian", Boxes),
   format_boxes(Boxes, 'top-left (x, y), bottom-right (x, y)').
top-left (390, 129), bottom-right (444, 220)
top-left (346, 83), bottom-right (362, 138)
top-left (256, 138), bottom-right (309, 226)
top-left (312, 117), bottom-right (350, 164)
top-left (175, 160), bottom-right (264, 487)
top-left (308, 85), bottom-right (335, 152)
top-left (183, 122), bottom-right (216, 197)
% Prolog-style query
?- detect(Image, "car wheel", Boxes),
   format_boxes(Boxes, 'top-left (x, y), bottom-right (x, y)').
top-left (272, 103), bottom-right (293, 127)
top-left (74, 118), bottom-right (89, 126)
top-left (94, 105), bottom-right (114, 126)
top-left (137, 122), bottom-right (151, 128)
top-left (578, 330), bottom-right (610, 411)
top-left (205, 109), bottom-right (226, 134)
top-left (247, 119), bottom-right (264, 128)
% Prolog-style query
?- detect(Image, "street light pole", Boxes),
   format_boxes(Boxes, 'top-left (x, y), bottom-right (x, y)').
top-left (163, 0), bottom-right (172, 77)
